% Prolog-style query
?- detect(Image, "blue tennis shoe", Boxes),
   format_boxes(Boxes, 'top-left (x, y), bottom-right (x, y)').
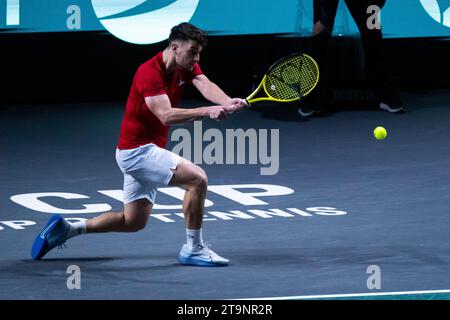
top-left (31, 215), bottom-right (70, 260)
top-left (178, 243), bottom-right (229, 267)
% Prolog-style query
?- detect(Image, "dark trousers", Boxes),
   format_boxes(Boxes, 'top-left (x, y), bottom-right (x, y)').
top-left (309, 0), bottom-right (394, 109)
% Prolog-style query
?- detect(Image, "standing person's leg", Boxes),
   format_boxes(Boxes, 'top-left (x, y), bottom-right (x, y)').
top-left (299, 0), bottom-right (340, 117)
top-left (169, 159), bottom-right (229, 266)
top-left (345, 0), bottom-right (404, 112)
top-left (313, 0), bottom-right (340, 36)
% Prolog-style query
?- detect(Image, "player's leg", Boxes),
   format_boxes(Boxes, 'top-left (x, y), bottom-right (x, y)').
top-left (31, 193), bottom-right (153, 260)
top-left (31, 145), bottom-right (158, 260)
top-left (86, 198), bottom-right (152, 233)
top-left (79, 168), bottom-right (156, 233)
top-left (168, 159), bottom-right (207, 230)
top-left (117, 144), bottom-right (227, 266)
top-left (169, 159), bottom-right (229, 266)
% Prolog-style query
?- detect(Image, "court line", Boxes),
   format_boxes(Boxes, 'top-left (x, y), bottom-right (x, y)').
top-left (237, 289), bottom-right (450, 300)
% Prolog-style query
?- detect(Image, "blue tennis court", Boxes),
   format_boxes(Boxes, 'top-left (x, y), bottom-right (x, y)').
top-left (1, 90), bottom-right (450, 300)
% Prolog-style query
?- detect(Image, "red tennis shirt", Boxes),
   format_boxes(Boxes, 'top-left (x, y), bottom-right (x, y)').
top-left (118, 51), bottom-right (203, 149)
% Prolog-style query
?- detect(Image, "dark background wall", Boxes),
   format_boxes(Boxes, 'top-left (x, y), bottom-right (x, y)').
top-left (1, 32), bottom-right (449, 107)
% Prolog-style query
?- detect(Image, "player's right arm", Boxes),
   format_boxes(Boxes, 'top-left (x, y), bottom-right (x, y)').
top-left (144, 94), bottom-right (229, 125)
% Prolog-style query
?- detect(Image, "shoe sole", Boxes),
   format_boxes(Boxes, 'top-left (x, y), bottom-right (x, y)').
top-left (297, 109), bottom-right (315, 117)
top-left (31, 215), bottom-right (63, 260)
top-left (178, 255), bottom-right (229, 267)
top-left (379, 103), bottom-right (405, 113)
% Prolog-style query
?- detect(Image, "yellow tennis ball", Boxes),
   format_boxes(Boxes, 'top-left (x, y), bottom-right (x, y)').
top-left (373, 126), bottom-right (387, 140)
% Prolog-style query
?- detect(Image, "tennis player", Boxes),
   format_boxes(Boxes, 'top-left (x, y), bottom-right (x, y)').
top-left (31, 22), bottom-right (247, 267)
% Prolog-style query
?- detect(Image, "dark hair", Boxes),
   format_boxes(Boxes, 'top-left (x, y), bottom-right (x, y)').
top-left (168, 22), bottom-right (207, 47)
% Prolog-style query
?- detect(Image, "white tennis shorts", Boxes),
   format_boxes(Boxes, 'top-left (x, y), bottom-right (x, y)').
top-left (115, 143), bottom-right (182, 204)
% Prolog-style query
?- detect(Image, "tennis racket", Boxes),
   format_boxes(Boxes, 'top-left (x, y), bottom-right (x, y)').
top-left (245, 53), bottom-right (319, 106)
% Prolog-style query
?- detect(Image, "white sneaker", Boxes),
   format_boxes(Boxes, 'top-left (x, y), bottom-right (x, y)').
top-left (379, 102), bottom-right (405, 113)
top-left (297, 107), bottom-right (316, 117)
top-left (178, 243), bottom-right (229, 267)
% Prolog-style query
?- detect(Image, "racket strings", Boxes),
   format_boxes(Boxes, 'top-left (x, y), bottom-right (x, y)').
top-left (265, 55), bottom-right (319, 101)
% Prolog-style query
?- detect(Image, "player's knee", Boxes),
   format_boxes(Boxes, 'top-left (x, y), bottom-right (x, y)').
top-left (124, 219), bottom-right (147, 232)
top-left (123, 208), bottom-right (149, 232)
top-left (193, 170), bottom-right (208, 191)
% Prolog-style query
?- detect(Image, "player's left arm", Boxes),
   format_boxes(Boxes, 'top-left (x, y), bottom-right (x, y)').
top-left (193, 74), bottom-right (247, 113)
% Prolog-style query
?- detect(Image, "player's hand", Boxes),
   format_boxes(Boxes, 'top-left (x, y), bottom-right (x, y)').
top-left (208, 106), bottom-right (228, 121)
top-left (227, 98), bottom-right (248, 114)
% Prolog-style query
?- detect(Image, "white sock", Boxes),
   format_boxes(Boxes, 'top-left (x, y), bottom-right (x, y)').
top-left (67, 221), bottom-right (87, 239)
top-left (186, 228), bottom-right (203, 250)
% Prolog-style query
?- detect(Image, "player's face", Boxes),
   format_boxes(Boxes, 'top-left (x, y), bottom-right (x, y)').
top-left (174, 40), bottom-right (202, 71)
